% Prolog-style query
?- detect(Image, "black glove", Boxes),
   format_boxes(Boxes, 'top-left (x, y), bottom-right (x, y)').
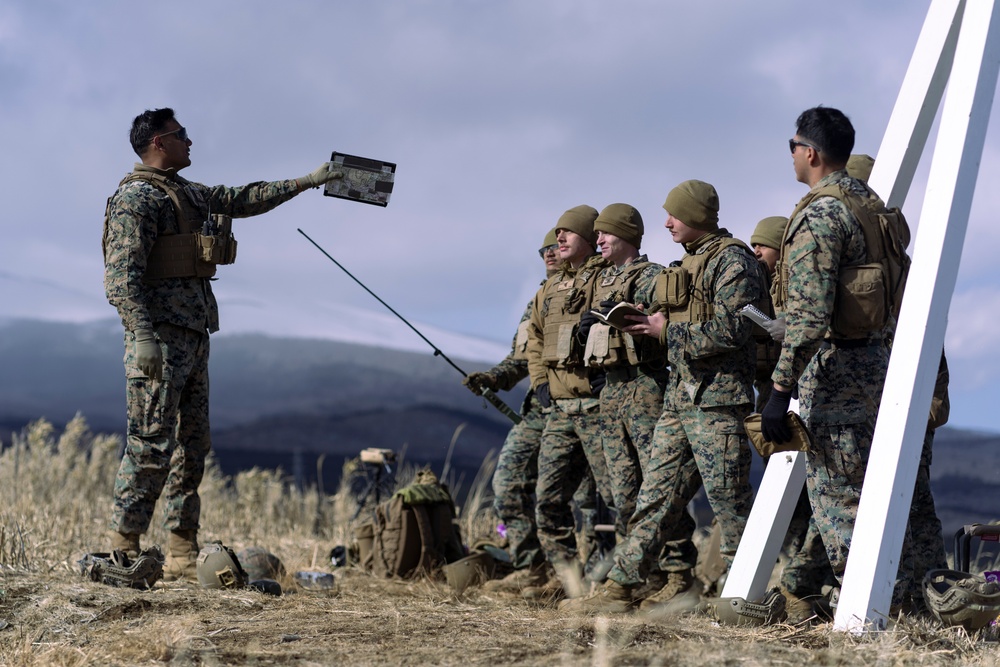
top-left (535, 382), bottom-right (551, 408)
top-left (462, 371), bottom-right (497, 396)
top-left (761, 388), bottom-right (793, 444)
top-left (598, 299), bottom-right (618, 314)
top-left (577, 311), bottom-right (601, 344)
top-left (589, 371), bottom-right (606, 396)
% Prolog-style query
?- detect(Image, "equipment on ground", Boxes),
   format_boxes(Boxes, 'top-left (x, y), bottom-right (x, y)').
top-left (78, 546), bottom-right (164, 590)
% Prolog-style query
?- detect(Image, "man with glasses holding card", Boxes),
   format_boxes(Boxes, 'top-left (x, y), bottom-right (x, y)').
top-left (102, 107), bottom-right (343, 582)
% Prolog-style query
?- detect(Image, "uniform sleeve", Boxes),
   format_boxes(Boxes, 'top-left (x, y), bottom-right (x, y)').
top-left (103, 182), bottom-right (166, 331)
top-left (486, 298), bottom-right (535, 391)
top-left (772, 198), bottom-right (851, 387)
top-left (671, 248), bottom-right (762, 360)
top-left (206, 179), bottom-right (302, 218)
top-left (525, 284), bottom-right (549, 389)
top-left (630, 264), bottom-right (664, 308)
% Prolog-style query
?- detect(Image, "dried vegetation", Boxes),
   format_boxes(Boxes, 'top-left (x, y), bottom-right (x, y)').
top-left (0, 416), bottom-right (997, 666)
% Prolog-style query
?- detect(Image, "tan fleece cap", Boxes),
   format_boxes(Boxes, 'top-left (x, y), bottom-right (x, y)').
top-left (555, 205), bottom-right (599, 245)
top-left (593, 203), bottom-right (643, 249)
top-left (663, 180), bottom-right (720, 230)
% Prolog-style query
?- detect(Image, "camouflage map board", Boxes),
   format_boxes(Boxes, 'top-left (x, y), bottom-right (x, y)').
top-left (323, 152), bottom-right (396, 207)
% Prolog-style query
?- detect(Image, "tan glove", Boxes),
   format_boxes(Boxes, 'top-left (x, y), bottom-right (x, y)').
top-left (133, 328), bottom-right (162, 381)
top-left (296, 162), bottom-right (345, 190)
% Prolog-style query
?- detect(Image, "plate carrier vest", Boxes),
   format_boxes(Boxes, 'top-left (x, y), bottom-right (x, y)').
top-left (103, 169), bottom-right (237, 282)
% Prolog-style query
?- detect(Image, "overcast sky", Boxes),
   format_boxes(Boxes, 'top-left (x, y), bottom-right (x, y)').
top-left (3, 1), bottom-right (1000, 432)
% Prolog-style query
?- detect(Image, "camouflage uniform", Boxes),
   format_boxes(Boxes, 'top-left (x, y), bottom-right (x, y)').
top-left (587, 256), bottom-right (697, 577)
top-left (772, 169), bottom-right (894, 583)
top-left (488, 297), bottom-right (603, 570)
top-left (104, 164), bottom-right (302, 535)
top-left (527, 254), bottom-right (616, 566)
top-left (752, 268), bottom-right (833, 595)
top-left (607, 230), bottom-right (765, 586)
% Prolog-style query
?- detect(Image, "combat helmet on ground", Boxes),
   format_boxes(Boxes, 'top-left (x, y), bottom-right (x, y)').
top-left (237, 546), bottom-right (286, 582)
top-left (197, 542), bottom-right (249, 590)
top-left (923, 569), bottom-right (1000, 632)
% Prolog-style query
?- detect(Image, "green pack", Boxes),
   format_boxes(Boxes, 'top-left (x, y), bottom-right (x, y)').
top-left (366, 469), bottom-right (465, 579)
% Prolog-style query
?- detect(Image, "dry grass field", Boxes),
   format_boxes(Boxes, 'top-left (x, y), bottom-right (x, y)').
top-left (1, 417), bottom-right (998, 666)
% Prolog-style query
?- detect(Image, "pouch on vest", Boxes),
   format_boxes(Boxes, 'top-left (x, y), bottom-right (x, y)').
top-left (512, 319), bottom-right (531, 361)
top-left (655, 266), bottom-right (690, 308)
top-left (832, 263), bottom-right (887, 339)
top-left (542, 322), bottom-right (578, 365)
top-left (198, 214), bottom-right (238, 266)
top-left (583, 323), bottom-right (613, 367)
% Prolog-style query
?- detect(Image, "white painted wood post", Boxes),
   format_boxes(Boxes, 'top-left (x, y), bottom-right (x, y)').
top-left (835, 0), bottom-right (1000, 633)
top-left (721, 450), bottom-right (806, 601)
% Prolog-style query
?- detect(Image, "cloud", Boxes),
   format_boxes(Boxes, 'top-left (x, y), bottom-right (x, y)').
top-left (5, 0), bottom-right (1000, 430)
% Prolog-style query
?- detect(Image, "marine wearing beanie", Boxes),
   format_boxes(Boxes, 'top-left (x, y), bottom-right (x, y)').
top-left (555, 205), bottom-right (599, 246)
top-left (846, 154), bottom-right (875, 183)
top-left (541, 227), bottom-right (558, 249)
top-left (593, 203), bottom-right (644, 249)
top-left (663, 180), bottom-right (720, 231)
top-left (750, 216), bottom-right (787, 251)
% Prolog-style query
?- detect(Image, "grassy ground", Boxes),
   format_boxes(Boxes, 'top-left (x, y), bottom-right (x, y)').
top-left (1, 417), bottom-right (998, 666)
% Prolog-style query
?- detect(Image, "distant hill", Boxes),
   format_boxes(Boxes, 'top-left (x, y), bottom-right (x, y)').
top-left (0, 317), bottom-right (996, 547)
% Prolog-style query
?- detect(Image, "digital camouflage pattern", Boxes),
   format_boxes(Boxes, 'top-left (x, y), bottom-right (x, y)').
top-left (111, 323), bottom-right (211, 534)
top-left (752, 267), bottom-right (833, 595)
top-left (488, 291), bottom-right (603, 571)
top-left (773, 170), bottom-right (895, 582)
top-left (605, 230), bottom-right (765, 586)
top-left (104, 164), bottom-right (301, 334)
top-left (525, 254), bottom-right (617, 569)
top-left (592, 255), bottom-right (665, 530)
top-left (492, 395), bottom-right (603, 570)
top-left (479, 297), bottom-right (535, 394)
top-left (104, 165), bottom-right (303, 537)
top-left (534, 398), bottom-right (613, 566)
top-left (591, 256), bottom-right (696, 577)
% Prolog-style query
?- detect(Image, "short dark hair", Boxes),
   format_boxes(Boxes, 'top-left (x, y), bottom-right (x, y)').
top-left (129, 108), bottom-right (176, 157)
top-left (796, 106), bottom-right (854, 165)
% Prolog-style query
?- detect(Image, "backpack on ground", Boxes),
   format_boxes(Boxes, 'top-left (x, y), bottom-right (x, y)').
top-left (364, 469), bottom-right (465, 579)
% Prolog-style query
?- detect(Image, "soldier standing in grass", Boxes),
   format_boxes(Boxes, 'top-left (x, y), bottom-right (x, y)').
top-left (762, 108), bottom-right (911, 605)
top-left (560, 204), bottom-right (700, 613)
top-left (103, 107), bottom-right (343, 580)
top-left (463, 228), bottom-right (606, 593)
top-left (749, 214), bottom-right (836, 621)
top-left (572, 180), bottom-right (766, 613)
top-left (525, 205), bottom-right (615, 597)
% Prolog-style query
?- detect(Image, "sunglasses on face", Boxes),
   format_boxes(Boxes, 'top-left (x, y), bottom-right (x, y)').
top-left (789, 138), bottom-right (819, 154)
top-left (153, 126), bottom-right (189, 143)
top-left (538, 244), bottom-right (559, 258)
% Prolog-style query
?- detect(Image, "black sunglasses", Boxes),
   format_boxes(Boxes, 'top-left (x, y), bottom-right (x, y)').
top-left (789, 138), bottom-right (819, 154)
top-left (153, 126), bottom-right (189, 143)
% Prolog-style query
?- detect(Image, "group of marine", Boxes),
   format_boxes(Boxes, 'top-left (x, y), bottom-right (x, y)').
top-left (98, 103), bottom-right (954, 624)
top-left (461, 105), bottom-right (951, 622)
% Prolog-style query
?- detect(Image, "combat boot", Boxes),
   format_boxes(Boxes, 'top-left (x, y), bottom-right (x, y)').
top-left (162, 530), bottom-right (199, 583)
top-left (633, 570), bottom-right (670, 601)
top-left (779, 588), bottom-right (818, 624)
top-left (638, 569), bottom-right (699, 611)
top-left (522, 574), bottom-right (565, 603)
top-left (110, 531), bottom-right (140, 560)
top-left (558, 580), bottom-right (635, 614)
top-left (483, 562), bottom-right (549, 593)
